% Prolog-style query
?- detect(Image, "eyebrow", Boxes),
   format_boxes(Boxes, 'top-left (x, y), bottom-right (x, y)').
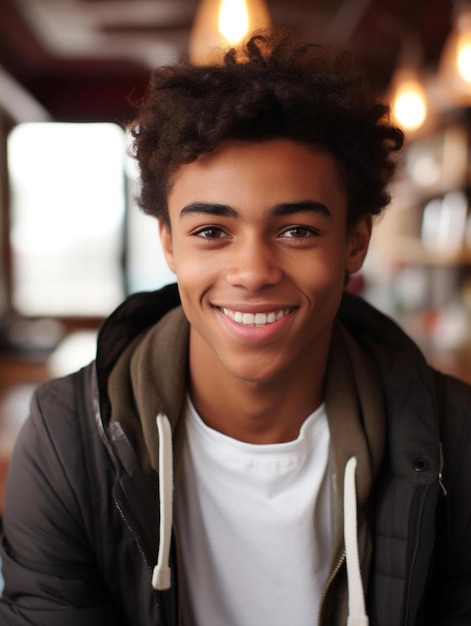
top-left (179, 200), bottom-right (331, 220)
top-left (180, 203), bottom-right (237, 219)
top-left (271, 200), bottom-right (331, 219)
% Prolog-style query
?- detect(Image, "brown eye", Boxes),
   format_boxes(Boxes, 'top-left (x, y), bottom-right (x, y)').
top-left (193, 226), bottom-right (228, 239)
top-left (281, 226), bottom-right (318, 238)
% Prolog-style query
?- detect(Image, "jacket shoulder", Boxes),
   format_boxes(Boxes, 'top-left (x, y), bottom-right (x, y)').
top-left (0, 366), bottom-right (124, 624)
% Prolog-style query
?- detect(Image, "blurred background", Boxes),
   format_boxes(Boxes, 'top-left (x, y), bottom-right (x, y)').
top-left (0, 0), bottom-right (470, 517)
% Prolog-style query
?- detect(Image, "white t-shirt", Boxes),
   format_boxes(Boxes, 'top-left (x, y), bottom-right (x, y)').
top-left (175, 398), bottom-right (332, 626)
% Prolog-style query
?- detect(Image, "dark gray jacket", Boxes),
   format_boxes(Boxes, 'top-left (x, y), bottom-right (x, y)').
top-left (0, 285), bottom-right (470, 625)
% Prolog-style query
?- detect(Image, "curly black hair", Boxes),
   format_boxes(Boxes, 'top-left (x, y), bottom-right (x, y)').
top-left (130, 31), bottom-right (404, 229)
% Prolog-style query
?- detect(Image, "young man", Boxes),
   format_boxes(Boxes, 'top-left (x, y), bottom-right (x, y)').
top-left (1, 33), bottom-right (470, 626)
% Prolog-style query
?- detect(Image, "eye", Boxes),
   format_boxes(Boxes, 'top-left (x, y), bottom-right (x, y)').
top-left (191, 226), bottom-right (229, 240)
top-left (280, 226), bottom-right (320, 239)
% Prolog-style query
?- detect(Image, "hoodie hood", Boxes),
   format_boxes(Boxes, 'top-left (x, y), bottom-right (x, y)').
top-left (95, 284), bottom-right (181, 433)
top-left (107, 305), bottom-right (189, 473)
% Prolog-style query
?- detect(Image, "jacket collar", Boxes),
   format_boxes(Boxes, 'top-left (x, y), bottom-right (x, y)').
top-left (95, 284), bottom-right (181, 429)
top-left (338, 292), bottom-right (441, 483)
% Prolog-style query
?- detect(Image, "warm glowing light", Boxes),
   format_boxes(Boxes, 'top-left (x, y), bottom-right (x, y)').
top-left (391, 72), bottom-right (427, 132)
top-left (218, 0), bottom-right (249, 44)
top-left (438, 5), bottom-right (471, 103)
top-left (457, 37), bottom-right (471, 82)
top-left (393, 88), bottom-right (426, 130)
top-left (189, 0), bottom-right (271, 65)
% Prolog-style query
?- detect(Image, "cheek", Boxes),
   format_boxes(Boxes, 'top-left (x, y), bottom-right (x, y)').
top-left (176, 257), bottom-right (212, 288)
top-left (310, 271), bottom-right (346, 307)
top-left (173, 253), bottom-right (218, 312)
top-left (292, 260), bottom-right (347, 320)
top-left (174, 244), bottom-right (225, 284)
top-left (297, 248), bottom-right (348, 290)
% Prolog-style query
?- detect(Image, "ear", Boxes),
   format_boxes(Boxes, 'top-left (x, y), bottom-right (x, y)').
top-left (346, 216), bottom-right (372, 274)
top-left (159, 220), bottom-right (176, 273)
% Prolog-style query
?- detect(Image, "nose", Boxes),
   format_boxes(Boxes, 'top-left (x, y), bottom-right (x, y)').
top-left (225, 236), bottom-right (283, 291)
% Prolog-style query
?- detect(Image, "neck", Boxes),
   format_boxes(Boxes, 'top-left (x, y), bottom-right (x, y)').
top-left (188, 333), bottom-right (330, 444)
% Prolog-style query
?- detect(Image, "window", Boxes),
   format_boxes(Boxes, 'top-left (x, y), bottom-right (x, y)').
top-left (7, 122), bottom-right (174, 318)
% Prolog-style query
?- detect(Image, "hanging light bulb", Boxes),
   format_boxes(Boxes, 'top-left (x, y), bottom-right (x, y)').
top-left (386, 28), bottom-right (429, 134)
top-left (390, 67), bottom-right (428, 132)
top-left (439, 1), bottom-right (471, 104)
top-left (219, 0), bottom-right (249, 44)
top-left (189, 0), bottom-right (271, 65)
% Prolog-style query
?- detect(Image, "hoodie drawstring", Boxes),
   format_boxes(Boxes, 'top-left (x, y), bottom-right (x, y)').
top-left (152, 412), bottom-right (173, 591)
top-left (344, 456), bottom-right (369, 625)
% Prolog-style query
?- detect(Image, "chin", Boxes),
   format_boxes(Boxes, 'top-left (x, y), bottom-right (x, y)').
top-left (226, 362), bottom-right (288, 386)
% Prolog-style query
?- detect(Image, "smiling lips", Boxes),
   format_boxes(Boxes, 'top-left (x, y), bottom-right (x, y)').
top-left (220, 307), bottom-right (292, 327)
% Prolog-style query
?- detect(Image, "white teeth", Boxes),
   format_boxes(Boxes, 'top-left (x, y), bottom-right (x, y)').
top-left (221, 307), bottom-right (291, 326)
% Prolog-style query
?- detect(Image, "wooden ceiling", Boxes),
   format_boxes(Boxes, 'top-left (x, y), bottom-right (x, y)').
top-left (0, 0), bottom-right (455, 123)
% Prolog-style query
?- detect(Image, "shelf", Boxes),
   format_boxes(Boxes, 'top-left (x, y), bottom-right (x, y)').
top-left (384, 237), bottom-right (471, 266)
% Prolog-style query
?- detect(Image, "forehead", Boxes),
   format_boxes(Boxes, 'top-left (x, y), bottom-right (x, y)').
top-left (168, 139), bottom-right (347, 216)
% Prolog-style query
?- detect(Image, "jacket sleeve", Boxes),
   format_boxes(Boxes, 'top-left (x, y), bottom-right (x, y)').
top-left (0, 375), bottom-right (124, 626)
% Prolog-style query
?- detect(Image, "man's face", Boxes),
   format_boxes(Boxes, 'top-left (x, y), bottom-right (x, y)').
top-left (160, 139), bottom-right (370, 386)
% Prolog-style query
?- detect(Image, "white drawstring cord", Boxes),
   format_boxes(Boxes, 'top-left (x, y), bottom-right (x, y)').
top-left (152, 412), bottom-right (173, 590)
top-left (344, 457), bottom-right (369, 626)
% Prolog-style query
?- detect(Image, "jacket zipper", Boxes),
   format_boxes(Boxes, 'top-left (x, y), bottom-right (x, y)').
top-left (438, 442), bottom-right (447, 496)
top-left (114, 490), bottom-right (183, 625)
top-left (402, 484), bottom-right (432, 626)
top-left (113, 492), bottom-right (156, 579)
top-left (93, 378), bottom-right (161, 615)
top-left (317, 550), bottom-right (346, 625)
top-left (173, 522), bottom-right (183, 626)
